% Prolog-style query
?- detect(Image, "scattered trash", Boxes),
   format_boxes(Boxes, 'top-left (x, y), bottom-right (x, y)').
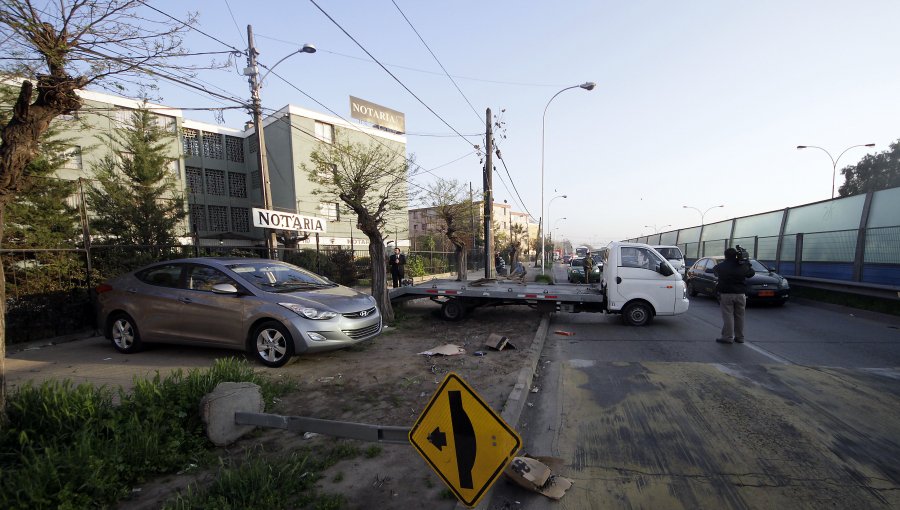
top-left (302, 432), bottom-right (320, 440)
top-left (527, 402), bottom-right (534, 407)
top-left (418, 344), bottom-right (465, 356)
top-left (103, 357), bottom-right (112, 361)
top-left (530, 387), bottom-right (540, 393)
top-left (474, 351), bottom-right (487, 357)
top-left (419, 392), bottom-right (426, 398)
top-left (317, 376), bottom-right (335, 383)
top-left (131, 488), bottom-right (142, 493)
top-left (486, 333), bottom-right (516, 351)
top-left (554, 331), bottom-right (575, 336)
top-left (504, 455), bottom-right (573, 500)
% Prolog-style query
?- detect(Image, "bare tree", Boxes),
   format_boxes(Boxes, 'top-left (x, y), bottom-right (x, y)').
top-left (422, 179), bottom-right (476, 282)
top-left (304, 138), bottom-right (410, 324)
top-left (0, 1), bottom-right (205, 409)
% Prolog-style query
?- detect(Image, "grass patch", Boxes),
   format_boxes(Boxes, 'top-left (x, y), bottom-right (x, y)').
top-left (791, 287), bottom-right (900, 316)
top-left (0, 358), bottom-right (294, 510)
top-left (534, 274), bottom-right (553, 284)
top-left (162, 443), bottom-right (360, 510)
top-left (363, 445), bottom-right (382, 458)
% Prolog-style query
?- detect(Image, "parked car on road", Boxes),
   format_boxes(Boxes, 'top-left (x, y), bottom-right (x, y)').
top-left (686, 256), bottom-right (790, 305)
top-left (567, 257), bottom-right (601, 283)
top-left (95, 258), bottom-right (382, 367)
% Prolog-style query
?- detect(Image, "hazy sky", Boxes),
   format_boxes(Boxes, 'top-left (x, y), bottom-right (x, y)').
top-left (141, 0), bottom-right (900, 246)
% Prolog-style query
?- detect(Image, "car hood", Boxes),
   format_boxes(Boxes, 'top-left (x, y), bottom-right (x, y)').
top-left (266, 285), bottom-right (376, 313)
top-left (748, 272), bottom-right (782, 285)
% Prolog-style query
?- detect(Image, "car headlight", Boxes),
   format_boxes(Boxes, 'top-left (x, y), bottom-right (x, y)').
top-left (779, 278), bottom-right (790, 289)
top-left (279, 303), bottom-right (337, 320)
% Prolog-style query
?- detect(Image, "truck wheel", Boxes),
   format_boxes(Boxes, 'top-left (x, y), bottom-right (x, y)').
top-left (622, 302), bottom-right (653, 326)
top-left (441, 299), bottom-right (466, 321)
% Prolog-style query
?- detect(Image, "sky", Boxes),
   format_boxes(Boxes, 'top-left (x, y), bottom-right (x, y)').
top-left (135, 0), bottom-right (900, 247)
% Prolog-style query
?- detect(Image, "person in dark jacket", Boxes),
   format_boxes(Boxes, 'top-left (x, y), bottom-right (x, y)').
top-left (389, 248), bottom-right (406, 288)
top-left (713, 247), bottom-right (756, 344)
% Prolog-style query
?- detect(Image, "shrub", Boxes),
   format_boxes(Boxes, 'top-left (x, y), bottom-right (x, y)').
top-left (405, 254), bottom-right (426, 277)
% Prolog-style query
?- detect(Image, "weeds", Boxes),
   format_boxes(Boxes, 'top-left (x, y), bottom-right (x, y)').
top-left (0, 358), bottom-right (293, 510)
top-left (363, 445), bottom-right (382, 458)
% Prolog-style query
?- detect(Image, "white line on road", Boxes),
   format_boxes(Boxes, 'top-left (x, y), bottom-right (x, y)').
top-left (743, 342), bottom-right (792, 364)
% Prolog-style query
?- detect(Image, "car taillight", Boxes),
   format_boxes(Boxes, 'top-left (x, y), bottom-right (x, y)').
top-left (96, 283), bottom-right (113, 294)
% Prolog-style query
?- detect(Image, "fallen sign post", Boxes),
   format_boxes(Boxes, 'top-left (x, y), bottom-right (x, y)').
top-left (234, 412), bottom-right (410, 444)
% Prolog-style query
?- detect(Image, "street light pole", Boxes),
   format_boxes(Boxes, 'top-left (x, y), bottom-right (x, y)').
top-left (796, 143), bottom-right (876, 198)
top-left (644, 224), bottom-right (672, 234)
top-left (551, 217), bottom-right (567, 255)
top-left (541, 82), bottom-right (595, 274)
top-left (547, 194), bottom-right (567, 267)
top-left (683, 205), bottom-right (724, 226)
top-left (245, 25), bottom-right (316, 259)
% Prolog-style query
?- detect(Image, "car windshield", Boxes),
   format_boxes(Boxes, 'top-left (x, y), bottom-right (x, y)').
top-left (749, 259), bottom-right (770, 272)
top-left (228, 261), bottom-right (335, 292)
top-left (655, 248), bottom-right (683, 260)
top-left (571, 258), bottom-right (584, 267)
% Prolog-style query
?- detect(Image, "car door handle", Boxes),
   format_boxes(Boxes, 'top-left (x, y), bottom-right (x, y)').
top-left (178, 297), bottom-right (193, 304)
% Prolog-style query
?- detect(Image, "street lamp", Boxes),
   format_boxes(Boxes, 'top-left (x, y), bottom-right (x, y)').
top-left (245, 24), bottom-right (316, 259)
top-left (541, 82), bottom-right (595, 274)
top-left (796, 143), bottom-right (876, 198)
top-left (683, 205), bottom-right (724, 226)
top-left (546, 194), bottom-right (567, 267)
top-left (550, 217), bottom-right (567, 252)
top-left (644, 224), bottom-right (672, 234)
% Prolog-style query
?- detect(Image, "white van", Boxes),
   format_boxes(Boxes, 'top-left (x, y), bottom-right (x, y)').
top-left (651, 245), bottom-right (686, 277)
top-left (599, 242), bottom-right (690, 325)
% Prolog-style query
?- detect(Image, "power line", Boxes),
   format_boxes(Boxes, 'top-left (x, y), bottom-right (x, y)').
top-left (138, 1), bottom-right (246, 55)
top-left (307, 0), bottom-right (475, 150)
top-left (494, 143), bottom-right (536, 221)
top-left (390, 0), bottom-right (482, 125)
top-left (222, 0), bottom-right (246, 46)
top-left (254, 34), bottom-right (571, 88)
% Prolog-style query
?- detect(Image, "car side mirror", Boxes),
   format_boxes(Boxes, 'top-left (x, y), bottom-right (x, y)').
top-left (659, 263), bottom-right (674, 277)
top-left (768, 266), bottom-right (777, 272)
top-left (211, 283), bottom-right (239, 295)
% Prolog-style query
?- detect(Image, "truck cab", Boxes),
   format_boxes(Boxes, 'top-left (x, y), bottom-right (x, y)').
top-left (600, 242), bottom-right (690, 326)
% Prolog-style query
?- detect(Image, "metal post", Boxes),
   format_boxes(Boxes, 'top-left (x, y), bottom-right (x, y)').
top-left (483, 108), bottom-right (493, 278)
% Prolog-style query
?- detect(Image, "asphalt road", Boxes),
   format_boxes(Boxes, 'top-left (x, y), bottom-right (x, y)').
top-left (489, 264), bottom-right (900, 509)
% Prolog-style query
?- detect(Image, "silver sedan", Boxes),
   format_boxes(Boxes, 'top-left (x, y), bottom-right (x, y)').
top-left (96, 258), bottom-right (382, 367)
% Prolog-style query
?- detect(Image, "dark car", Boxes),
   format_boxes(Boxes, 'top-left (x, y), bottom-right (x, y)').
top-left (96, 258), bottom-right (382, 367)
top-left (686, 257), bottom-right (789, 305)
top-left (567, 257), bottom-right (601, 283)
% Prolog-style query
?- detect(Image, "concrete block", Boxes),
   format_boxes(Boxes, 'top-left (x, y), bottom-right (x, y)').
top-left (200, 381), bottom-right (264, 446)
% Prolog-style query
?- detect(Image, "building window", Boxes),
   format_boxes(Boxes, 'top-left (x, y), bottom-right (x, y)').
top-left (205, 169), bottom-right (226, 196)
top-left (202, 132), bottom-right (223, 159)
top-left (319, 202), bottom-right (340, 221)
top-left (251, 170), bottom-right (260, 190)
top-left (114, 109), bottom-right (131, 127)
top-left (315, 121), bottom-right (334, 143)
top-left (190, 204), bottom-right (207, 232)
top-left (414, 224), bottom-right (418, 231)
top-left (249, 134), bottom-right (259, 153)
top-left (183, 128), bottom-right (200, 156)
top-left (155, 114), bottom-right (176, 133)
top-left (226, 135), bottom-right (244, 163)
top-left (209, 205), bottom-right (228, 232)
top-left (228, 172), bottom-right (247, 198)
top-left (231, 207), bottom-right (250, 232)
top-left (186, 167), bottom-right (203, 194)
top-left (62, 146), bottom-right (82, 170)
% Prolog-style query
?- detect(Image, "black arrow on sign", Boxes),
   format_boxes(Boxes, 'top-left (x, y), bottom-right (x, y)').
top-left (449, 390), bottom-right (476, 489)
top-left (427, 426), bottom-right (447, 450)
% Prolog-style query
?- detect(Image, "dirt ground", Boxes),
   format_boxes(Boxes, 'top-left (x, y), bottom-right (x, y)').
top-left (119, 298), bottom-right (543, 509)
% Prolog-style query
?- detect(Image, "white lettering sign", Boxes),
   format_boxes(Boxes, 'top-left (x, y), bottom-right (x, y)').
top-left (252, 208), bottom-right (327, 233)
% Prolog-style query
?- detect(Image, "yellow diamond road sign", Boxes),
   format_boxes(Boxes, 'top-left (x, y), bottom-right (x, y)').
top-left (409, 372), bottom-right (522, 507)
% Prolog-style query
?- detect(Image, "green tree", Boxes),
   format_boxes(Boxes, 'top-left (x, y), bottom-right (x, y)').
top-left (839, 139), bottom-right (900, 197)
top-left (421, 180), bottom-right (477, 281)
top-left (304, 137), bottom-right (409, 324)
top-left (86, 107), bottom-right (186, 248)
top-left (0, 0), bottom-right (199, 411)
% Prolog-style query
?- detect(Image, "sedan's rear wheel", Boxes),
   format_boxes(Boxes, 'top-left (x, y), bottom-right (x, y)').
top-left (251, 321), bottom-right (295, 368)
top-left (109, 313), bottom-right (143, 353)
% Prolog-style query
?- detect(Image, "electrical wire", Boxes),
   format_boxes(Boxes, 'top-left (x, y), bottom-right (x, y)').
top-left (222, 0), bottom-right (246, 46)
top-left (138, 1), bottom-right (246, 55)
top-left (390, 0), bottom-right (482, 125)
top-left (307, 0), bottom-right (475, 150)
top-left (493, 142), bottom-right (536, 221)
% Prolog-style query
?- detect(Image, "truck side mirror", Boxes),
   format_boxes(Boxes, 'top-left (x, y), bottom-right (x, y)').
top-left (658, 263), bottom-right (674, 277)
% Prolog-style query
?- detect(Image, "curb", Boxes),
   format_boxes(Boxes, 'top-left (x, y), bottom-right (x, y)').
top-left (457, 312), bottom-right (551, 510)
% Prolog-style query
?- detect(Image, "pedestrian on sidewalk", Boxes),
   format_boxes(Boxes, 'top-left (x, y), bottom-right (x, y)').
top-left (389, 248), bottom-right (406, 288)
top-left (714, 247), bottom-right (755, 344)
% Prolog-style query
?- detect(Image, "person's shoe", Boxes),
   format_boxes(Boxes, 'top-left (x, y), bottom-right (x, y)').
top-left (715, 338), bottom-right (733, 344)
top-left (734, 338), bottom-right (745, 343)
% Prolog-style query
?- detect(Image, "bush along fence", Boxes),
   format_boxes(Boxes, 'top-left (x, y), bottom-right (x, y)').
top-left (1, 244), bottom-right (465, 345)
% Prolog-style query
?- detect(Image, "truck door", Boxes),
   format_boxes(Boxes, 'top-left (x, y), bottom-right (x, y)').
top-left (612, 246), bottom-right (677, 314)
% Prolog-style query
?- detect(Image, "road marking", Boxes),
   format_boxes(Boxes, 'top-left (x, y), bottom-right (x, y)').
top-left (742, 342), bottom-right (792, 364)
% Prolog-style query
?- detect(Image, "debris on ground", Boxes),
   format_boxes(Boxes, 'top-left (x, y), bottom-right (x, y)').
top-left (486, 333), bottom-right (516, 351)
top-left (504, 455), bottom-right (573, 500)
top-left (418, 344), bottom-right (465, 356)
top-left (302, 432), bottom-right (319, 440)
top-left (554, 331), bottom-right (575, 336)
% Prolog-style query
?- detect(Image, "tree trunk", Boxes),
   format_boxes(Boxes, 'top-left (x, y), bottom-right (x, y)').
top-left (454, 242), bottom-right (467, 281)
top-left (0, 206), bottom-right (6, 414)
top-left (366, 235), bottom-right (393, 324)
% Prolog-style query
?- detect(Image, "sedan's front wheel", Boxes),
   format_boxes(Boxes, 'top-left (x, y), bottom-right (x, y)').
top-left (109, 312), bottom-right (143, 353)
top-left (251, 321), bottom-right (295, 368)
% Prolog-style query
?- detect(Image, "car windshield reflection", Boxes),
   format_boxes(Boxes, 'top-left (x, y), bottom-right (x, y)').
top-left (228, 261), bottom-right (336, 291)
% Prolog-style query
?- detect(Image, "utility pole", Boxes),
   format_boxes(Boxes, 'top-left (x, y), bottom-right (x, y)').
top-left (470, 181), bottom-right (476, 272)
top-left (483, 108), bottom-right (493, 278)
top-left (246, 25), bottom-right (278, 259)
